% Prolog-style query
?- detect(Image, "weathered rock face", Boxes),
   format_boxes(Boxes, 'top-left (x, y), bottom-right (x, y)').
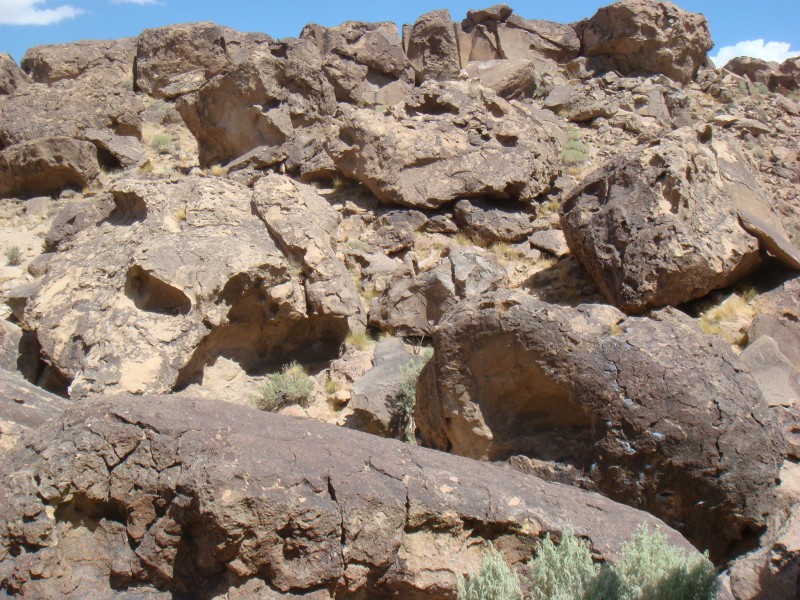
top-left (724, 56), bottom-right (777, 87)
top-left (328, 80), bottom-right (560, 209)
top-left (560, 127), bottom-right (800, 314)
top-left (21, 38), bottom-right (137, 87)
top-left (0, 368), bottom-right (69, 456)
top-left (0, 137), bottom-right (100, 199)
top-left (301, 21), bottom-right (414, 106)
top-left (774, 57), bottom-right (800, 91)
top-left (177, 39), bottom-right (336, 171)
top-left (0, 393), bottom-right (699, 598)
top-left (416, 290), bottom-right (784, 559)
top-left (453, 197), bottom-right (536, 243)
top-left (135, 22), bottom-right (270, 99)
top-left (0, 53), bottom-right (28, 95)
top-left (22, 174), bottom-right (361, 398)
top-left (369, 247), bottom-right (505, 337)
top-left (405, 9), bottom-right (461, 83)
top-left (579, 0), bottom-right (713, 83)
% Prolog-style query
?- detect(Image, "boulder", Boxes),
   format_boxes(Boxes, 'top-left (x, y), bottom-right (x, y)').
top-left (369, 247), bottom-right (504, 337)
top-left (0, 137), bottom-right (100, 199)
top-left (21, 38), bottom-right (137, 87)
top-left (724, 56), bottom-right (778, 88)
top-left (135, 22), bottom-right (271, 99)
top-left (22, 175), bottom-right (358, 398)
top-left (464, 57), bottom-right (565, 100)
top-left (0, 393), bottom-right (699, 598)
top-left (453, 198), bottom-right (536, 243)
top-left (327, 80), bottom-right (560, 209)
top-left (0, 53), bottom-right (28, 95)
top-left (416, 290), bottom-right (784, 559)
top-left (0, 368), bottom-right (69, 456)
top-left (560, 126), bottom-right (800, 314)
top-left (45, 196), bottom-right (113, 252)
top-left (0, 322), bottom-right (21, 372)
top-left (579, 0), bottom-right (713, 84)
top-left (750, 276), bottom-right (800, 368)
top-left (177, 39), bottom-right (336, 172)
top-left (349, 337), bottom-right (418, 437)
top-left (405, 9), bottom-right (461, 83)
top-left (774, 57), bottom-right (800, 91)
top-left (300, 21), bottom-right (414, 106)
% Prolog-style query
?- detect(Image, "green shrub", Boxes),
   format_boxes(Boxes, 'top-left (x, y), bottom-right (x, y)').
top-left (458, 545), bottom-right (523, 600)
top-left (150, 133), bottom-right (172, 154)
top-left (526, 524), bottom-right (717, 600)
top-left (253, 361), bottom-right (314, 411)
top-left (529, 530), bottom-right (599, 600)
top-left (5, 246), bottom-right (21, 266)
top-left (561, 129), bottom-right (589, 168)
top-left (392, 348), bottom-right (433, 442)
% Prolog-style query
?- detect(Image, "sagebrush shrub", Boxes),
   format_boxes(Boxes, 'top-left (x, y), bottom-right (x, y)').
top-left (457, 545), bottom-right (523, 600)
top-left (529, 530), bottom-right (598, 600)
top-left (253, 361), bottom-right (314, 411)
top-left (392, 348), bottom-right (433, 442)
top-left (5, 246), bottom-right (22, 266)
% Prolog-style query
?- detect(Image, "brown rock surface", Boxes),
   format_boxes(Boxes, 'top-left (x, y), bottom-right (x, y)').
top-left (177, 39), bottom-right (336, 171)
top-left (0, 393), bottom-right (699, 598)
top-left (327, 80), bottom-right (560, 209)
top-left (21, 38), bottom-right (136, 87)
top-left (560, 127), bottom-right (800, 314)
top-left (416, 290), bottom-right (784, 559)
top-left (405, 9), bottom-right (461, 83)
top-left (579, 0), bottom-right (713, 83)
top-left (301, 21), bottom-right (414, 106)
top-left (0, 137), bottom-right (100, 199)
top-left (0, 53), bottom-right (28, 95)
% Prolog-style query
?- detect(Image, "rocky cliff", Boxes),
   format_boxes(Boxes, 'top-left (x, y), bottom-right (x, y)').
top-left (1, 0), bottom-right (800, 598)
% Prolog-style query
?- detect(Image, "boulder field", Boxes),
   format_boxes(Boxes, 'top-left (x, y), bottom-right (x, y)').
top-left (1, 1), bottom-right (800, 598)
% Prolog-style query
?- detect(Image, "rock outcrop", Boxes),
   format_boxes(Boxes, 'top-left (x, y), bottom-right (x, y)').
top-left (328, 79), bottom-right (560, 208)
top-left (0, 137), bottom-right (100, 199)
top-left (416, 290), bottom-right (784, 559)
top-left (579, 0), bottom-right (713, 83)
top-left (21, 38), bottom-right (137, 87)
top-left (0, 393), bottom-right (698, 598)
top-left (561, 126), bottom-right (799, 314)
top-left (0, 53), bottom-right (28, 95)
top-left (404, 9), bottom-right (461, 83)
top-left (22, 175), bottom-right (361, 397)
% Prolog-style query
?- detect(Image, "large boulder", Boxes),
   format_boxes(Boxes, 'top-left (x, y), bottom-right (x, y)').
top-left (327, 80), bottom-right (560, 209)
top-left (774, 57), bottom-right (800, 91)
top-left (177, 39), bottom-right (336, 172)
top-left (135, 22), bottom-right (271, 99)
top-left (416, 290), bottom-right (784, 559)
top-left (0, 393), bottom-right (699, 598)
top-left (300, 21), bottom-right (414, 106)
top-left (560, 126), bottom-right (800, 314)
top-left (21, 38), bottom-right (137, 87)
top-left (0, 137), bottom-right (100, 199)
top-left (404, 9), bottom-right (461, 83)
top-left (22, 175), bottom-right (361, 398)
top-left (0, 368), bottom-right (69, 456)
top-left (453, 197), bottom-right (536, 243)
top-left (369, 247), bottom-right (505, 337)
top-left (578, 0), bottom-right (713, 84)
top-left (724, 56), bottom-right (778, 88)
top-left (0, 53), bottom-right (28, 95)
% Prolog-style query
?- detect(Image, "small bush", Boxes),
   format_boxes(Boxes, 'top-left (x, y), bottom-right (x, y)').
top-left (561, 129), bottom-right (589, 168)
top-left (529, 529), bottom-right (598, 600)
top-left (332, 175), bottom-right (346, 191)
top-left (324, 377), bottom-right (341, 395)
top-left (150, 133), bottom-right (172, 154)
top-left (253, 361), bottom-right (314, 412)
top-left (458, 545), bottom-right (523, 600)
top-left (392, 348), bottom-right (433, 442)
top-left (5, 246), bottom-right (22, 266)
top-left (346, 330), bottom-right (373, 351)
top-left (209, 165), bottom-right (226, 177)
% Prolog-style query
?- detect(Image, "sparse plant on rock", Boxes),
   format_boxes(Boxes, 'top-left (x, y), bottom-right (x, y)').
top-left (150, 133), bottom-right (172, 155)
top-left (5, 245), bottom-right (22, 266)
top-left (561, 128), bottom-right (589, 169)
top-left (458, 545), bottom-right (523, 600)
top-left (346, 329), bottom-right (373, 351)
top-left (529, 529), bottom-right (599, 600)
top-left (391, 348), bottom-right (432, 442)
top-left (253, 361), bottom-right (315, 412)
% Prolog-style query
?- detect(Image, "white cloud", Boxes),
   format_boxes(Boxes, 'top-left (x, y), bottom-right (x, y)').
top-left (711, 39), bottom-right (800, 67)
top-left (110, 0), bottom-right (159, 4)
top-left (0, 0), bottom-right (83, 25)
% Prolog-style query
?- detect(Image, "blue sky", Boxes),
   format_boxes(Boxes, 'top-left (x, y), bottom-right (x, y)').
top-left (1, 0), bottom-right (799, 67)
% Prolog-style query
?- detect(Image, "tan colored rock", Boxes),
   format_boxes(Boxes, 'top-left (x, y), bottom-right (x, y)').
top-left (405, 9), bottom-right (461, 83)
top-left (724, 56), bottom-right (778, 87)
top-left (22, 175), bottom-right (357, 398)
top-left (560, 127), bottom-right (792, 314)
top-left (416, 290), bottom-right (784, 560)
top-left (21, 38), bottom-right (136, 87)
top-left (327, 79), bottom-right (560, 209)
top-left (453, 198), bottom-right (536, 243)
top-left (579, 0), bottom-right (713, 83)
top-left (0, 393), bottom-right (699, 598)
top-left (0, 53), bottom-right (28, 95)
top-left (300, 21), bottom-right (414, 106)
top-left (464, 57), bottom-right (565, 100)
top-left (177, 39), bottom-right (336, 172)
top-left (135, 22), bottom-right (271, 99)
top-left (0, 137), bottom-right (100, 199)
